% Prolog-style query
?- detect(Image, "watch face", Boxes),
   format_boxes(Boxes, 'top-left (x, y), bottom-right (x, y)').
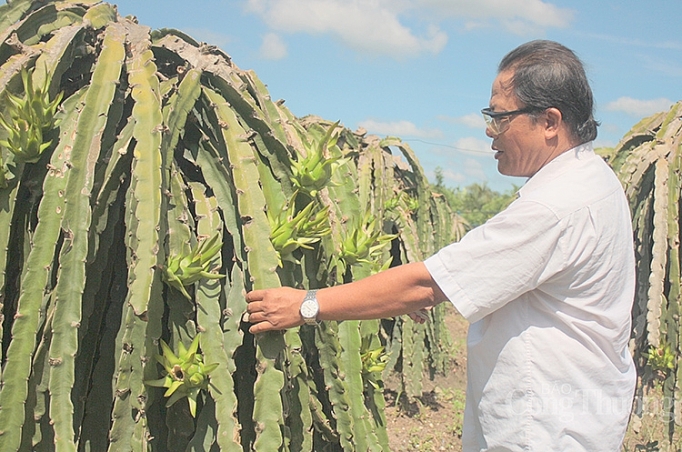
top-left (301, 299), bottom-right (319, 319)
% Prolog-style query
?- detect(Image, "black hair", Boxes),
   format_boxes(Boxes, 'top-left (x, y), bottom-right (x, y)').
top-left (499, 40), bottom-right (598, 143)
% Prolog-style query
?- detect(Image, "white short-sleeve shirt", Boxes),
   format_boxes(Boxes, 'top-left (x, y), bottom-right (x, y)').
top-left (424, 143), bottom-right (636, 452)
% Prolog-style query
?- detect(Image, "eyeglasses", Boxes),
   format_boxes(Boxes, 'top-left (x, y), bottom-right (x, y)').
top-left (481, 106), bottom-right (540, 136)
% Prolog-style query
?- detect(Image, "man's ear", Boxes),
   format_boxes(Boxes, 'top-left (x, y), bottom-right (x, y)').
top-left (543, 107), bottom-right (562, 139)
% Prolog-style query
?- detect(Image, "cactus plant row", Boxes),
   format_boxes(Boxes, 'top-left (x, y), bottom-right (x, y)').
top-left (0, 1), bottom-right (464, 450)
top-left (604, 100), bottom-right (682, 433)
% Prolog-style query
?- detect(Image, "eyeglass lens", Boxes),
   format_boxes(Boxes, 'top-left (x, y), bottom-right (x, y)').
top-left (483, 114), bottom-right (508, 135)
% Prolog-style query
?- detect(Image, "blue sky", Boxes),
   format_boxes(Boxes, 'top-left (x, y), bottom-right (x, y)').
top-left (112, 0), bottom-right (681, 192)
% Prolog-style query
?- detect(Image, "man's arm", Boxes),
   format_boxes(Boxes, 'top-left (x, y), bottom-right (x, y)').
top-left (245, 262), bottom-right (448, 334)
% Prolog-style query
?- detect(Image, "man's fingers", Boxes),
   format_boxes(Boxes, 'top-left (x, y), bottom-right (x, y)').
top-left (246, 301), bottom-right (261, 313)
top-left (246, 311), bottom-right (266, 323)
top-left (244, 289), bottom-right (264, 303)
top-left (245, 301), bottom-right (276, 325)
top-left (244, 287), bottom-right (304, 333)
top-left (249, 322), bottom-right (269, 334)
top-left (407, 309), bottom-right (429, 324)
top-left (250, 324), bottom-right (275, 334)
top-left (408, 312), bottom-right (425, 323)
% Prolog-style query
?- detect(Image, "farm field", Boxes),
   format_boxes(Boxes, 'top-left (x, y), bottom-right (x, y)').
top-left (384, 305), bottom-right (467, 451)
top-left (383, 305), bottom-right (682, 452)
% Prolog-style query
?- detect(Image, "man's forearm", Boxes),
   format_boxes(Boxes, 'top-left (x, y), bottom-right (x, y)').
top-left (245, 261), bottom-right (448, 333)
top-left (316, 262), bottom-right (447, 321)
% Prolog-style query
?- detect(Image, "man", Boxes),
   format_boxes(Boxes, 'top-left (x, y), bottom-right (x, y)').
top-left (246, 40), bottom-right (636, 451)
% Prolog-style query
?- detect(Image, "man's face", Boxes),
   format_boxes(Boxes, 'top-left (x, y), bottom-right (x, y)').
top-left (486, 70), bottom-right (552, 178)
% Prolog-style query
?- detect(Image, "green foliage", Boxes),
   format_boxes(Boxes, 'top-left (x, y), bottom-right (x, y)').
top-left (146, 334), bottom-right (219, 417)
top-left (290, 120), bottom-right (345, 197)
top-left (268, 197), bottom-right (331, 265)
top-left (361, 343), bottom-right (388, 389)
top-left (335, 212), bottom-right (397, 276)
top-left (433, 167), bottom-right (517, 228)
top-left (163, 233), bottom-right (225, 300)
top-left (0, 66), bottom-right (62, 165)
top-left (647, 344), bottom-right (675, 375)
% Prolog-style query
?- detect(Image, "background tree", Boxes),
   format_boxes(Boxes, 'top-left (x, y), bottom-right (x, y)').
top-left (433, 166), bottom-right (517, 228)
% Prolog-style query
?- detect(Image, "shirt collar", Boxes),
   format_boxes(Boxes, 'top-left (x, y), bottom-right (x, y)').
top-left (517, 142), bottom-right (594, 198)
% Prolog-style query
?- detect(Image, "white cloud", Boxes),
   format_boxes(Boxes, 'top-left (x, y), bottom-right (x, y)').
top-left (440, 167), bottom-right (466, 185)
top-left (605, 97), bottom-right (673, 117)
top-left (245, 0), bottom-right (573, 58)
top-left (419, 0), bottom-right (573, 34)
top-left (437, 158), bottom-right (485, 185)
top-left (439, 113), bottom-right (486, 129)
top-left (259, 32), bottom-right (288, 60)
top-left (246, 0), bottom-right (447, 58)
top-left (358, 119), bottom-right (443, 138)
top-left (452, 136), bottom-right (493, 155)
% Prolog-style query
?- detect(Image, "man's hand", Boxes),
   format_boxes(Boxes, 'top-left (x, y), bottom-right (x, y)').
top-left (408, 307), bottom-right (431, 324)
top-left (245, 287), bottom-right (306, 334)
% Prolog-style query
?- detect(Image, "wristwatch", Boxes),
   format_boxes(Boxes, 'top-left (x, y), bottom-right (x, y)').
top-left (300, 290), bottom-right (320, 325)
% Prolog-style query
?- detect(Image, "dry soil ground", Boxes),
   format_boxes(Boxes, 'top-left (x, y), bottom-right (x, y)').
top-left (383, 305), bottom-right (468, 451)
